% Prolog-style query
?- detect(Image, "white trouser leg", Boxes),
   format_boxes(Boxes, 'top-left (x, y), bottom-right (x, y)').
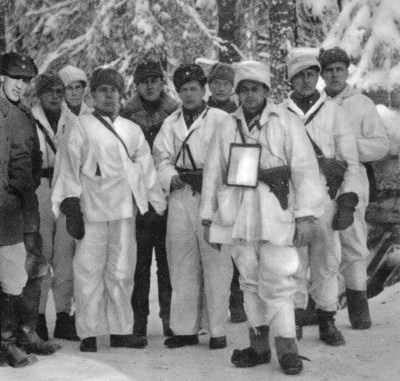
top-left (231, 242), bottom-right (267, 328)
top-left (258, 242), bottom-right (299, 338)
top-left (0, 243), bottom-right (27, 295)
top-left (74, 221), bottom-right (108, 339)
top-left (293, 246), bottom-right (309, 309)
top-left (340, 203), bottom-right (369, 291)
top-left (105, 218), bottom-right (136, 335)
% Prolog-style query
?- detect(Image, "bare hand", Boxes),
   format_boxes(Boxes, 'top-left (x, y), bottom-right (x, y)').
top-left (171, 175), bottom-right (185, 190)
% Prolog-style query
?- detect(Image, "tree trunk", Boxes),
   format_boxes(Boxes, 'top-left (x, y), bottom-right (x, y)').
top-left (269, 0), bottom-right (296, 103)
top-left (0, 0), bottom-right (6, 51)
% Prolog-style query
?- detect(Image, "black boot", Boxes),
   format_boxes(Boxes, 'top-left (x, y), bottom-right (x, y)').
top-left (164, 335), bottom-right (199, 348)
top-left (316, 309), bottom-right (345, 346)
top-left (110, 334), bottom-right (147, 349)
top-left (0, 291), bottom-right (38, 368)
top-left (133, 314), bottom-right (147, 338)
top-left (209, 336), bottom-right (227, 349)
top-left (275, 337), bottom-right (304, 375)
top-left (80, 337), bottom-right (97, 352)
top-left (231, 325), bottom-right (271, 367)
top-left (346, 289), bottom-right (372, 330)
top-left (162, 319), bottom-right (173, 337)
top-left (54, 312), bottom-right (80, 341)
top-left (35, 314), bottom-right (49, 341)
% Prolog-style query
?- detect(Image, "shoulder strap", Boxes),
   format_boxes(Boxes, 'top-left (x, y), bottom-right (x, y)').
top-left (175, 129), bottom-right (196, 167)
top-left (93, 111), bottom-right (130, 157)
top-left (236, 118), bottom-right (246, 144)
top-left (35, 118), bottom-right (57, 154)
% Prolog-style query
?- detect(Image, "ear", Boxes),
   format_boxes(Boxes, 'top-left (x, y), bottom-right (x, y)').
top-left (0, 75), bottom-right (4, 83)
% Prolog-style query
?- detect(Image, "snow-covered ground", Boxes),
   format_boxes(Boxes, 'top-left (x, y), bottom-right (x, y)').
top-left (2, 264), bottom-right (400, 381)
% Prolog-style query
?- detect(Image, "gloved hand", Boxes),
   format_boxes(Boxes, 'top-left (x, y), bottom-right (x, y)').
top-left (23, 231), bottom-right (43, 257)
top-left (332, 192), bottom-right (359, 231)
top-left (293, 216), bottom-right (317, 247)
top-left (60, 197), bottom-right (85, 240)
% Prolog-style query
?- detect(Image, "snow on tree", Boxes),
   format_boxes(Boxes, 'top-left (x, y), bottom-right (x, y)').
top-left (323, 0), bottom-right (400, 93)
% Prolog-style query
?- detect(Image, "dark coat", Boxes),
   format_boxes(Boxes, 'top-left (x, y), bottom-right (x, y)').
top-left (0, 96), bottom-right (41, 246)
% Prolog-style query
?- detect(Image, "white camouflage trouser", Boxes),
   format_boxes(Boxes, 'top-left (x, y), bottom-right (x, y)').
top-left (231, 241), bottom-right (299, 338)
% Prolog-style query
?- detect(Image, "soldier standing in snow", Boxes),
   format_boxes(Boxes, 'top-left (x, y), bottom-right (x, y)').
top-left (206, 62), bottom-right (247, 324)
top-left (319, 47), bottom-right (389, 329)
top-left (0, 52), bottom-right (59, 368)
top-left (201, 60), bottom-right (324, 375)
top-left (121, 59), bottom-right (178, 345)
top-left (284, 48), bottom-right (361, 345)
top-left (153, 64), bottom-right (233, 350)
top-left (52, 67), bottom-right (166, 352)
top-left (58, 65), bottom-right (93, 116)
top-left (32, 71), bottom-right (81, 342)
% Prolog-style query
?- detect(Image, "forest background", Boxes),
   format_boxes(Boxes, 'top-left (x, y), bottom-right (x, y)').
top-left (1, 0), bottom-right (400, 105)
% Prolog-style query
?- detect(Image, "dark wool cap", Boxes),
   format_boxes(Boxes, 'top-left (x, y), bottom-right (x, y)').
top-left (208, 62), bottom-right (235, 85)
top-left (90, 67), bottom-right (125, 94)
top-left (173, 64), bottom-right (207, 92)
top-left (1, 52), bottom-right (38, 79)
top-left (319, 47), bottom-right (350, 70)
top-left (134, 60), bottom-right (163, 84)
top-left (35, 71), bottom-right (64, 96)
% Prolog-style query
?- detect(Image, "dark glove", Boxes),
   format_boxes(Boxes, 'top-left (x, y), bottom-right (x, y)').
top-left (60, 197), bottom-right (85, 240)
top-left (318, 157), bottom-right (347, 200)
top-left (293, 216), bottom-right (317, 247)
top-left (23, 231), bottom-right (43, 257)
top-left (332, 192), bottom-right (359, 231)
top-left (176, 168), bottom-right (203, 193)
top-left (258, 165), bottom-right (290, 210)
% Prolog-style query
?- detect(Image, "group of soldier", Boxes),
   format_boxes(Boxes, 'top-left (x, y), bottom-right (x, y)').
top-left (0, 45), bottom-right (389, 376)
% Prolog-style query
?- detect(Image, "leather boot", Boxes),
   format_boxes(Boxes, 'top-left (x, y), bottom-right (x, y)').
top-left (231, 325), bottom-right (271, 367)
top-left (35, 314), bottom-right (49, 341)
top-left (54, 312), bottom-right (80, 341)
top-left (275, 336), bottom-right (304, 375)
top-left (346, 289), bottom-right (372, 330)
top-left (162, 319), bottom-right (173, 337)
top-left (110, 334), bottom-right (147, 349)
top-left (316, 309), bottom-right (345, 346)
top-left (133, 314), bottom-right (147, 338)
top-left (0, 291), bottom-right (38, 368)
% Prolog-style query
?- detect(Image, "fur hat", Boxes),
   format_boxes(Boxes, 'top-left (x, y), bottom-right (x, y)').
top-left (90, 67), bottom-right (125, 94)
top-left (286, 48), bottom-right (321, 81)
top-left (234, 61), bottom-right (271, 92)
top-left (1, 52), bottom-right (37, 79)
top-left (35, 71), bottom-right (64, 96)
top-left (58, 65), bottom-right (88, 88)
top-left (208, 62), bottom-right (235, 85)
top-left (319, 47), bottom-right (350, 71)
top-left (173, 64), bottom-right (207, 92)
top-left (134, 60), bottom-right (163, 84)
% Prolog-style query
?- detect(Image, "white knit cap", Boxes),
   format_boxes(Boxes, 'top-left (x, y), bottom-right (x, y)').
top-left (234, 61), bottom-right (271, 91)
top-left (58, 65), bottom-right (87, 87)
top-left (286, 47), bottom-right (320, 81)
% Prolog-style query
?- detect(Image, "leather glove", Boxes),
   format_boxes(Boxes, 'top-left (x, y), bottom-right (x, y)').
top-left (332, 192), bottom-right (359, 231)
top-left (293, 216), bottom-right (317, 247)
top-left (60, 197), bottom-right (85, 240)
top-left (23, 231), bottom-right (43, 257)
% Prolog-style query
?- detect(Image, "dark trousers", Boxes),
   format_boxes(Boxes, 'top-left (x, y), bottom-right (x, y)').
top-left (131, 211), bottom-right (172, 325)
top-left (230, 260), bottom-right (244, 311)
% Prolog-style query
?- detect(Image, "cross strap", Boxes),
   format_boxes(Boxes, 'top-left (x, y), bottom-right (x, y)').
top-left (35, 118), bottom-right (57, 154)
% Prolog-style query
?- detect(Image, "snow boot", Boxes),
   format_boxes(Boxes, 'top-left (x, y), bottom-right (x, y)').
top-left (164, 335), bottom-right (199, 348)
top-left (231, 325), bottom-right (271, 367)
top-left (35, 314), bottom-right (49, 341)
top-left (209, 336), bottom-right (227, 349)
top-left (80, 337), bottom-right (97, 352)
top-left (275, 337), bottom-right (304, 375)
top-left (110, 334), bottom-right (147, 349)
top-left (316, 309), bottom-right (345, 346)
top-left (346, 289), bottom-right (372, 330)
top-left (1, 340), bottom-right (38, 368)
top-left (54, 312), bottom-right (80, 341)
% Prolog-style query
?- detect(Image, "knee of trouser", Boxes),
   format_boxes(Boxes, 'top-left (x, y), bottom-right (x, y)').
top-left (261, 245), bottom-right (299, 277)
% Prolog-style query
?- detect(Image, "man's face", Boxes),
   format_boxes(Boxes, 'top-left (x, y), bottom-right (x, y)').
top-left (179, 80), bottom-right (205, 110)
top-left (321, 61), bottom-right (348, 96)
top-left (2, 75), bottom-right (30, 102)
top-left (93, 84), bottom-right (120, 115)
top-left (39, 85), bottom-right (64, 112)
top-left (209, 79), bottom-right (233, 102)
top-left (290, 67), bottom-right (319, 98)
top-left (238, 80), bottom-right (268, 113)
top-left (64, 80), bottom-right (85, 108)
top-left (137, 76), bottom-right (164, 102)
